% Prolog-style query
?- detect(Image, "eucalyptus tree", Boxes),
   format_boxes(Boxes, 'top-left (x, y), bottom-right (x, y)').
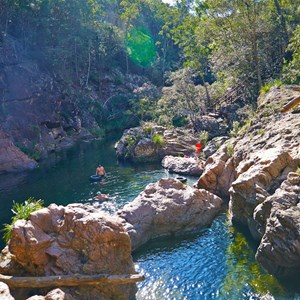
top-left (193, 0), bottom-right (290, 99)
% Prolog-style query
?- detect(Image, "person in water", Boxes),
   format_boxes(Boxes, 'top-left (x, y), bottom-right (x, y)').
top-left (96, 164), bottom-right (106, 176)
top-left (94, 192), bottom-right (109, 200)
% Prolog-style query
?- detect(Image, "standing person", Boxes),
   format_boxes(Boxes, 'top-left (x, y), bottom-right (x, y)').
top-left (96, 164), bottom-right (106, 176)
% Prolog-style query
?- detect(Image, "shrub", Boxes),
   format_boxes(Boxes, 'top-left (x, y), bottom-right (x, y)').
top-left (2, 198), bottom-right (44, 244)
top-left (226, 142), bottom-right (234, 157)
top-left (153, 134), bottom-right (165, 146)
top-left (260, 79), bottom-right (282, 94)
top-left (90, 127), bottom-right (105, 138)
top-left (230, 121), bottom-right (240, 137)
top-left (296, 167), bottom-right (300, 176)
top-left (199, 130), bottom-right (209, 146)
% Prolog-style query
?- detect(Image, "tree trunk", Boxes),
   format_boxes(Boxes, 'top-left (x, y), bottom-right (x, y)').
top-left (0, 273), bottom-right (145, 289)
top-left (273, 0), bottom-right (289, 45)
top-left (85, 42), bottom-right (91, 87)
top-left (252, 29), bottom-right (262, 89)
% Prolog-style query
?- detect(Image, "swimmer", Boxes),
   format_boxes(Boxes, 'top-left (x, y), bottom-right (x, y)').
top-left (94, 192), bottom-right (109, 200)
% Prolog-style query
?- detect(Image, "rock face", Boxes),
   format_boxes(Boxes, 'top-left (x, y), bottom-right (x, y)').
top-left (194, 115), bottom-right (227, 138)
top-left (115, 124), bottom-right (199, 162)
top-left (162, 155), bottom-right (204, 176)
top-left (118, 178), bottom-right (223, 251)
top-left (0, 129), bottom-right (38, 173)
top-left (254, 172), bottom-right (300, 279)
top-left (202, 136), bottom-right (229, 158)
top-left (0, 35), bottom-right (148, 173)
top-left (195, 85), bottom-right (300, 278)
top-left (2, 204), bottom-right (137, 300)
top-left (195, 144), bottom-right (236, 199)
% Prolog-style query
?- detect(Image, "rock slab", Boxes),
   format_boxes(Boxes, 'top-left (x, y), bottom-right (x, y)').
top-left (118, 178), bottom-right (223, 251)
top-left (162, 155), bottom-right (204, 176)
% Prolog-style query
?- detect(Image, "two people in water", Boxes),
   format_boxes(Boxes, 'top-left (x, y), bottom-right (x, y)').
top-left (94, 163), bottom-right (108, 200)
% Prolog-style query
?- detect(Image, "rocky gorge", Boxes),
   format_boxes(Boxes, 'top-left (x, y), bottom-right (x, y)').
top-left (1, 85), bottom-right (300, 299)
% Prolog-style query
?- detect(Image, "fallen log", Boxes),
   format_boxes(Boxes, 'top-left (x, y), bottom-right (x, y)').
top-left (0, 273), bottom-right (145, 289)
top-left (281, 96), bottom-right (300, 112)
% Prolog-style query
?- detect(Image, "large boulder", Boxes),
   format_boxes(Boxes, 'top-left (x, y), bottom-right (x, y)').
top-left (118, 178), bottom-right (222, 251)
top-left (0, 129), bottom-right (37, 173)
top-left (161, 155), bottom-right (204, 176)
top-left (115, 124), bottom-right (199, 162)
top-left (3, 204), bottom-right (138, 300)
top-left (194, 115), bottom-right (227, 138)
top-left (195, 144), bottom-right (236, 198)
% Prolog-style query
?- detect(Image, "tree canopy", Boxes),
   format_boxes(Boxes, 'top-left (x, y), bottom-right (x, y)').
top-left (1, 0), bottom-right (300, 128)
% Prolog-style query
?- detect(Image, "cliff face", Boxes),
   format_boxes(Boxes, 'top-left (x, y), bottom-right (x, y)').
top-left (196, 85), bottom-right (300, 279)
top-left (0, 36), bottom-right (141, 173)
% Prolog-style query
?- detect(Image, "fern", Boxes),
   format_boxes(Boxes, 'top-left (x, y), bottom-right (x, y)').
top-left (2, 197), bottom-right (44, 244)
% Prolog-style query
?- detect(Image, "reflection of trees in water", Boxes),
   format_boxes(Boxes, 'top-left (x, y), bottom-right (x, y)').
top-left (220, 221), bottom-right (286, 299)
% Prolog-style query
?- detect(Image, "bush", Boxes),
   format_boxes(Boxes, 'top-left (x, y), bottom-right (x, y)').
top-left (153, 134), bottom-right (165, 146)
top-left (2, 197), bottom-right (44, 244)
top-left (199, 130), bottom-right (209, 146)
top-left (226, 142), bottom-right (235, 157)
top-left (260, 79), bottom-right (282, 94)
top-left (90, 127), bottom-right (105, 138)
top-left (230, 121), bottom-right (240, 137)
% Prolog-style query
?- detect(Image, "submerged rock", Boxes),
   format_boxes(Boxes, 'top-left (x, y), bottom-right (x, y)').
top-left (118, 178), bottom-right (222, 251)
top-left (161, 155), bottom-right (204, 176)
top-left (2, 204), bottom-right (137, 300)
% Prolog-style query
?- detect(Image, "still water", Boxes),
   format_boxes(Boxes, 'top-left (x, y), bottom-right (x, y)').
top-left (0, 135), bottom-right (298, 299)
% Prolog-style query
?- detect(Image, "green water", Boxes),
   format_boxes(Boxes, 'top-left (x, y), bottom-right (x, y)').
top-left (0, 135), bottom-right (299, 299)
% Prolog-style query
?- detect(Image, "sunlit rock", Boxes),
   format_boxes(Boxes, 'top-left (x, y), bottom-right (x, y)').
top-left (162, 155), bottom-right (204, 176)
top-left (3, 204), bottom-right (137, 300)
top-left (118, 178), bottom-right (222, 251)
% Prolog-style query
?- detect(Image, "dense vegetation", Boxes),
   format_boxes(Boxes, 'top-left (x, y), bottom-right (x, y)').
top-left (1, 0), bottom-right (300, 129)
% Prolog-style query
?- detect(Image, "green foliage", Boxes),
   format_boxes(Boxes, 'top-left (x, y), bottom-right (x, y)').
top-left (152, 133), bottom-right (165, 146)
top-left (220, 224), bottom-right (285, 298)
top-left (260, 80), bottom-right (283, 94)
top-left (126, 135), bottom-right (136, 147)
top-left (295, 167), bottom-right (300, 176)
top-left (16, 142), bottom-right (41, 161)
top-left (226, 142), bottom-right (234, 157)
top-left (199, 130), bottom-right (208, 146)
top-left (126, 27), bottom-right (156, 67)
top-left (283, 25), bottom-right (300, 84)
top-left (2, 198), bottom-right (44, 244)
top-left (230, 121), bottom-right (240, 138)
top-left (258, 128), bottom-right (265, 136)
top-left (90, 127), bottom-right (105, 138)
top-left (172, 115), bottom-right (189, 127)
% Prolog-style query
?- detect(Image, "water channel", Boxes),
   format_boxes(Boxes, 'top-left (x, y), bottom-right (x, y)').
top-left (0, 135), bottom-right (298, 299)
